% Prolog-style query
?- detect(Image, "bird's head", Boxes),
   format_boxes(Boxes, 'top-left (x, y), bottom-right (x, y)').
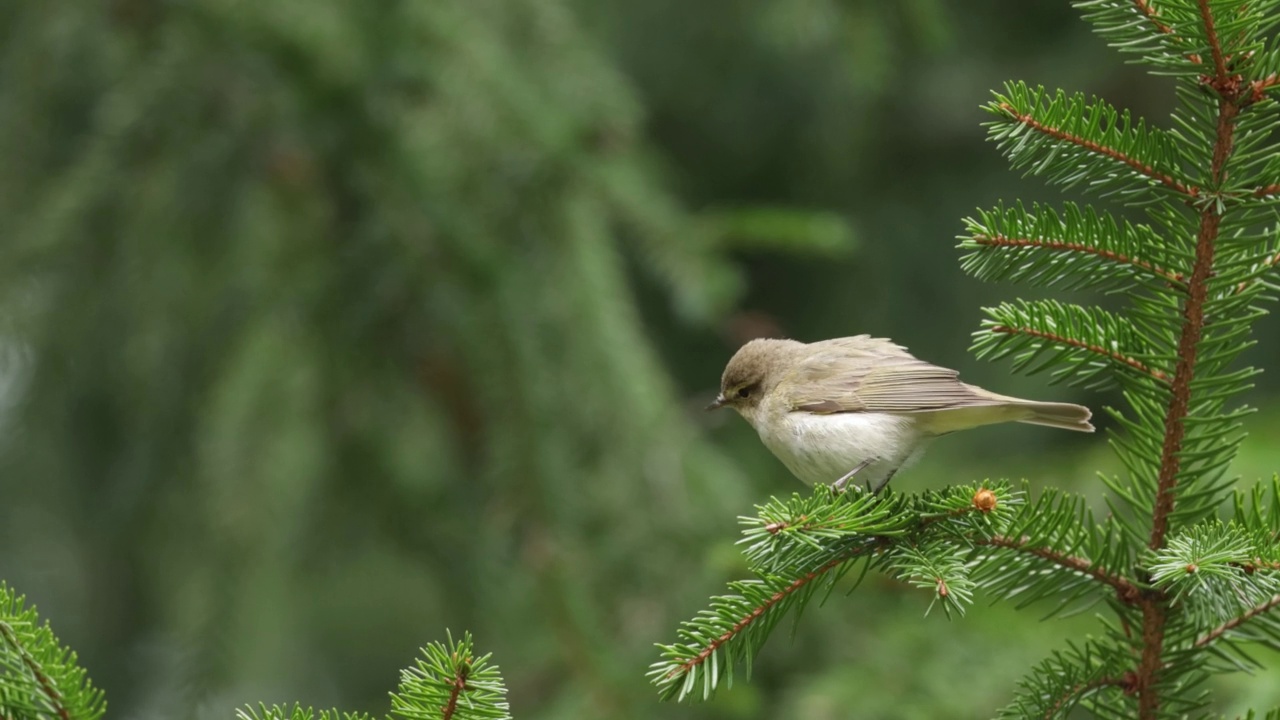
top-left (707, 338), bottom-right (802, 421)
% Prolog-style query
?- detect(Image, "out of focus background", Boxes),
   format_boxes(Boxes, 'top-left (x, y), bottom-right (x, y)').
top-left (1, 2), bottom-right (1278, 718)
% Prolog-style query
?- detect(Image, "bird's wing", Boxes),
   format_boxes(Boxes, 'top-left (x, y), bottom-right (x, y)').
top-left (783, 336), bottom-right (996, 414)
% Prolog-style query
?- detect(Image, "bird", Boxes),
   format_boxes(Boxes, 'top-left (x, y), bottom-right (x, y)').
top-left (707, 335), bottom-right (1093, 493)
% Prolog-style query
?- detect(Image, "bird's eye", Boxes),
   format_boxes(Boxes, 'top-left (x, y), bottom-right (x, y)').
top-left (736, 386), bottom-right (752, 399)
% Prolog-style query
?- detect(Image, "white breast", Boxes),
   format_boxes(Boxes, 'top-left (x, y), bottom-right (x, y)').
top-left (753, 411), bottom-right (928, 488)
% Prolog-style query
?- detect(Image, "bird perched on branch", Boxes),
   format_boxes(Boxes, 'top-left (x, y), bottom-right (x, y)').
top-left (707, 335), bottom-right (1093, 492)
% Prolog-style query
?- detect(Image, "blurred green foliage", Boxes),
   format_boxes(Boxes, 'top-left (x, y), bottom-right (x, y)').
top-left (0, 1), bottom-right (1276, 719)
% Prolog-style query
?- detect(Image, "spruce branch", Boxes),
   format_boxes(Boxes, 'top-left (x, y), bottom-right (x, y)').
top-left (977, 534), bottom-right (1142, 606)
top-left (974, 300), bottom-right (1170, 389)
top-left (887, 541), bottom-right (977, 617)
top-left (1196, 0), bottom-right (1229, 80)
top-left (648, 544), bottom-right (876, 701)
top-left (739, 490), bottom-right (916, 574)
top-left (0, 583), bottom-right (105, 720)
top-left (389, 632), bottom-right (511, 720)
top-left (235, 634), bottom-right (510, 720)
top-left (959, 202), bottom-right (1188, 290)
top-left (1073, 0), bottom-right (1204, 68)
top-left (1047, 676), bottom-right (1134, 720)
top-left (1147, 3), bottom-right (1242, 558)
top-left (1149, 521), bottom-right (1280, 626)
top-left (653, 485), bottom-right (1029, 700)
top-left (1194, 594), bottom-right (1280, 649)
top-left (1132, 2), bottom-right (1262, 715)
top-left (654, 483), bottom-right (1165, 701)
top-left (1085, 0), bottom-right (1280, 85)
top-left (968, 486), bottom-right (1143, 616)
top-left (239, 633), bottom-right (510, 720)
top-left (997, 641), bottom-right (1136, 720)
top-left (1133, 0), bottom-right (1175, 35)
top-left (0, 621), bottom-right (72, 720)
top-left (986, 82), bottom-right (1198, 198)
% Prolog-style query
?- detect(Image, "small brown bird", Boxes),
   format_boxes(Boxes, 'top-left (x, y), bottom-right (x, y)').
top-left (708, 335), bottom-right (1093, 492)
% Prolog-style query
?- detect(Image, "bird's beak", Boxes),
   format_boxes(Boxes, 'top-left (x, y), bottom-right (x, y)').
top-left (706, 395), bottom-right (726, 411)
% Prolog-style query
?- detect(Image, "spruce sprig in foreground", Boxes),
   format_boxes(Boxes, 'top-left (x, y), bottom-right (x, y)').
top-left (235, 631), bottom-right (512, 720)
top-left (652, 2), bottom-right (1280, 717)
top-left (0, 582), bottom-right (511, 720)
top-left (0, 583), bottom-right (106, 720)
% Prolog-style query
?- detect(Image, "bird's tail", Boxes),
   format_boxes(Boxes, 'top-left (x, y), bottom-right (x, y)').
top-left (1016, 401), bottom-right (1094, 433)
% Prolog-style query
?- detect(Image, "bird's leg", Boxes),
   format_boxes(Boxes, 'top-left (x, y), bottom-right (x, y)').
top-left (832, 457), bottom-right (878, 493)
top-left (867, 469), bottom-right (897, 495)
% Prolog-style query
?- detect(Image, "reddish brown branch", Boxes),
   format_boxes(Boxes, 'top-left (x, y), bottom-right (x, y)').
top-left (1046, 675), bottom-right (1132, 719)
top-left (1145, 216), bottom-right (1220, 549)
top-left (979, 535), bottom-right (1142, 605)
top-left (973, 234), bottom-right (1186, 285)
top-left (667, 545), bottom-right (873, 679)
top-left (1148, 102), bottom-right (1237, 550)
top-left (1195, 594), bottom-right (1280, 648)
top-left (1131, 0), bottom-right (1209, 67)
top-left (999, 103), bottom-right (1198, 197)
top-left (988, 325), bottom-right (1170, 383)
top-left (1133, 0), bottom-right (1173, 34)
top-left (1254, 184), bottom-right (1280, 198)
top-left (441, 660), bottom-right (470, 720)
top-left (1197, 0), bottom-right (1229, 81)
top-left (1136, 599), bottom-right (1169, 719)
top-left (0, 621), bottom-right (73, 720)
top-left (1136, 7), bottom-right (1241, 710)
